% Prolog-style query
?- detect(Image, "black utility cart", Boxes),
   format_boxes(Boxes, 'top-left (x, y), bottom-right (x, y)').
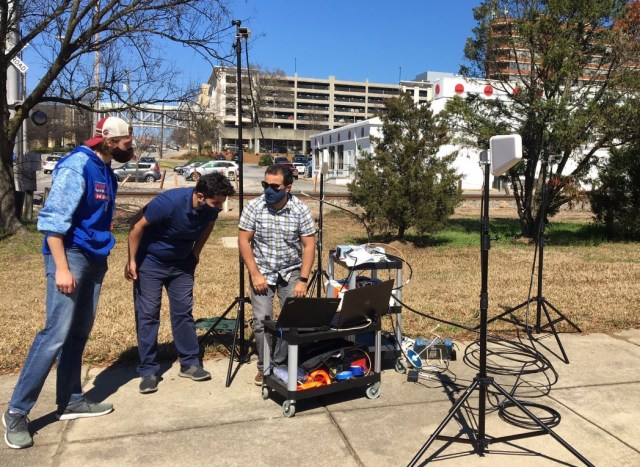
top-left (261, 320), bottom-right (382, 417)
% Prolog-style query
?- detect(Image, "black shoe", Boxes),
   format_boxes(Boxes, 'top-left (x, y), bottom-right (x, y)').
top-left (178, 365), bottom-right (211, 381)
top-left (139, 375), bottom-right (158, 394)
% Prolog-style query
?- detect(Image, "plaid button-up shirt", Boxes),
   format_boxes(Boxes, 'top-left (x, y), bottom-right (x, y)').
top-left (239, 194), bottom-right (316, 285)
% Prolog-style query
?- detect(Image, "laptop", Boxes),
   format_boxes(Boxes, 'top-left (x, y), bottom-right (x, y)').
top-left (274, 297), bottom-right (341, 332)
top-left (331, 279), bottom-right (395, 329)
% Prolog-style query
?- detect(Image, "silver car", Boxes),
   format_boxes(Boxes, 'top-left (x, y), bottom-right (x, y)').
top-left (113, 161), bottom-right (161, 182)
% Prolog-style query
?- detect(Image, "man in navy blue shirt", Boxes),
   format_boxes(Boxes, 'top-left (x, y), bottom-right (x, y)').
top-left (125, 173), bottom-right (235, 394)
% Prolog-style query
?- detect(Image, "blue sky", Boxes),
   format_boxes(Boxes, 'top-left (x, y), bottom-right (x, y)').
top-left (25, 0), bottom-right (482, 92)
top-left (226, 0), bottom-right (481, 84)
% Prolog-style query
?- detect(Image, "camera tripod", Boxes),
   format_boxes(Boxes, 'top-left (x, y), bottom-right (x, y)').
top-left (198, 21), bottom-right (250, 387)
top-left (306, 171), bottom-right (328, 297)
top-left (409, 160), bottom-right (592, 466)
top-left (484, 158), bottom-right (581, 363)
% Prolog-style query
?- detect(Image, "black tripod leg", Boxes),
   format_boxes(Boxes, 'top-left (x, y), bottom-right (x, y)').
top-left (198, 300), bottom-right (237, 345)
top-left (489, 381), bottom-right (594, 466)
top-left (542, 299), bottom-right (583, 333)
top-left (480, 299), bottom-right (530, 330)
top-left (540, 301), bottom-right (570, 364)
top-left (225, 303), bottom-right (242, 387)
top-left (408, 379), bottom-right (480, 466)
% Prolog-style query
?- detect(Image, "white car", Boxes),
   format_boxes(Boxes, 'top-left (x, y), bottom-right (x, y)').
top-left (184, 161), bottom-right (239, 181)
top-left (42, 154), bottom-right (64, 174)
top-left (293, 162), bottom-right (307, 177)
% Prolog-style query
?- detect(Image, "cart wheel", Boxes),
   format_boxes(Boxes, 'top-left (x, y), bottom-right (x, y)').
top-left (395, 357), bottom-right (406, 374)
top-left (366, 383), bottom-right (381, 400)
top-left (283, 400), bottom-right (296, 418)
top-left (261, 386), bottom-right (269, 400)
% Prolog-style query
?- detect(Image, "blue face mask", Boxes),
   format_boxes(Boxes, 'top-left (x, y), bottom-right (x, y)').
top-left (264, 186), bottom-right (287, 206)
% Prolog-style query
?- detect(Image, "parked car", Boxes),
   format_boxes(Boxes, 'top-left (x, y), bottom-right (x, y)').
top-left (173, 160), bottom-right (205, 175)
top-left (276, 161), bottom-right (299, 179)
top-left (42, 154), bottom-right (64, 174)
top-left (274, 156), bottom-right (289, 164)
top-left (138, 156), bottom-right (157, 163)
top-left (293, 154), bottom-right (308, 164)
top-left (113, 161), bottom-right (161, 182)
top-left (184, 161), bottom-right (239, 181)
top-left (293, 162), bottom-right (307, 176)
top-left (214, 154), bottom-right (227, 160)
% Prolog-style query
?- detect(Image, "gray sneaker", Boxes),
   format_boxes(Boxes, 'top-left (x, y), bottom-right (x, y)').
top-left (3, 410), bottom-right (33, 449)
top-left (178, 365), bottom-right (211, 381)
top-left (139, 375), bottom-right (158, 394)
top-left (56, 397), bottom-right (113, 420)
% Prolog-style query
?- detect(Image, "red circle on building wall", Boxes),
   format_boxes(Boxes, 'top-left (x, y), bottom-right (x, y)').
top-left (435, 84), bottom-right (441, 95)
top-left (455, 83), bottom-right (464, 94)
top-left (484, 85), bottom-right (493, 97)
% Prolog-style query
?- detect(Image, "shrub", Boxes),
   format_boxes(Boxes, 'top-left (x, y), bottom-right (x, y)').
top-left (258, 154), bottom-right (273, 166)
top-left (589, 145), bottom-right (640, 240)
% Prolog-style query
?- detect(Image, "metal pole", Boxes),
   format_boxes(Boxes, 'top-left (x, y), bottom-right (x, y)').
top-left (235, 20), bottom-right (246, 362)
top-left (93, 1), bottom-right (101, 125)
top-left (316, 173), bottom-right (324, 297)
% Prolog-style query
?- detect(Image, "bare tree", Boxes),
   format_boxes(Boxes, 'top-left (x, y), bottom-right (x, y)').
top-left (1, 0), bottom-right (234, 233)
top-left (243, 65), bottom-right (292, 152)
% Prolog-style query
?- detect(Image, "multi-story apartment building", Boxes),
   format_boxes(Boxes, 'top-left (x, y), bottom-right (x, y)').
top-left (206, 66), bottom-right (432, 154)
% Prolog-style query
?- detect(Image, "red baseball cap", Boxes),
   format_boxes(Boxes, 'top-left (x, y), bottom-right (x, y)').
top-left (84, 116), bottom-right (132, 147)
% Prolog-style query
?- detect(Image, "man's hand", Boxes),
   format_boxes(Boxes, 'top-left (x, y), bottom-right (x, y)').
top-left (125, 260), bottom-right (138, 282)
top-left (56, 268), bottom-right (76, 294)
top-left (293, 280), bottom-right (307, 298)
top-left (251, 272), bottom-right (269, 294)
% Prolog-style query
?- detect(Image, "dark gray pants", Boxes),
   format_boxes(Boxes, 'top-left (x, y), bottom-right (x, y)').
top-left (250, 270), bottom-right (300, 371)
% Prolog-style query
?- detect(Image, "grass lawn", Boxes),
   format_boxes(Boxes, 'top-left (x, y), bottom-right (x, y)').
top-left (0, 206), bottom-right (638, 374)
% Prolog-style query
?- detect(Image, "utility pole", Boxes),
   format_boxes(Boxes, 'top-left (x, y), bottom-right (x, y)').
top-left (93, 1), bottom-right (101, 126)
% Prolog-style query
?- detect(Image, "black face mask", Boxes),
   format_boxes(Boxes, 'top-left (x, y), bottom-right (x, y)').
top-left (111, 147), bottom-right (134, 163)
top-left (200, 204), bottom-right (222, 214)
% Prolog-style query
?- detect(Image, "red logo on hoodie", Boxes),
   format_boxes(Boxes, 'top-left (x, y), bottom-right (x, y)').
top-left (94, 182), bottom-right (108, 201)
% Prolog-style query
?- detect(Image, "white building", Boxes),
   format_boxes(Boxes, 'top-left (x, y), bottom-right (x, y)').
top-left (206, 66), bottom-right (432, 153)
top-left (310, 75), bottom-right (604, 190)
top-left (310, 76), bottom-right (505, 188)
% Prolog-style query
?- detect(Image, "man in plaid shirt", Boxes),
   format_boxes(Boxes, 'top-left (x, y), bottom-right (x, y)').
top-left (238, 164), bottom-right (316, 386)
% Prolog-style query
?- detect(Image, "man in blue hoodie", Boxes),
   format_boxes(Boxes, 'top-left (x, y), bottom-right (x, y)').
top-left (3, 116), bottom-right (134, 449)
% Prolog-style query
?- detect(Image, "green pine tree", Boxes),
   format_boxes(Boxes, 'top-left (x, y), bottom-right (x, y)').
top-left (348, 94), bottom-right (462, 240)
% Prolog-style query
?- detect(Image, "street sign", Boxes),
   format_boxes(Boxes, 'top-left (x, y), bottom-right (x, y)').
top-left (10, 56), bottom-right (28, 74)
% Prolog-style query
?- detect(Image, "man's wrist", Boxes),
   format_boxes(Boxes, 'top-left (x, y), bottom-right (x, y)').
top-left (298, 276), bottom-right (308, 283)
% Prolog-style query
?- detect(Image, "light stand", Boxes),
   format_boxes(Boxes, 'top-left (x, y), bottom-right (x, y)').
top-left (307, 170), bottom-right (327, 297)
top-left (484, 157), bottom-right (581, 363)
top-left (198, 20), bottom-right (251, 387)
top-left (409, 151), bottom-right (592, 466)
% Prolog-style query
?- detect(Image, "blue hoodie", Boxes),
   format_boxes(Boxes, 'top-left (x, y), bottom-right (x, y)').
top-left (37, 146), bottom-right (118, 260)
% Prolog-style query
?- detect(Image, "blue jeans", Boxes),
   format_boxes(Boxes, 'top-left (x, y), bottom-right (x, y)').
top-left (134, 255), bottom-right (200, 377)
top-left (9, 249), bottom-right (108, 415)
top-left (250, 270), bottom-right (299, 371)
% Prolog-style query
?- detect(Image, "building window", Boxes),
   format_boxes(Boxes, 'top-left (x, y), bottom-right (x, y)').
top-left (329, 146), bottom-right (335, 170)
top-left (338, 145), bottom-right (344, 169)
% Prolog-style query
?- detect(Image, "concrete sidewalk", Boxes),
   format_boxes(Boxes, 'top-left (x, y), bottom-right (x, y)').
top-left (1, 330), bottom-right (639, 466)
